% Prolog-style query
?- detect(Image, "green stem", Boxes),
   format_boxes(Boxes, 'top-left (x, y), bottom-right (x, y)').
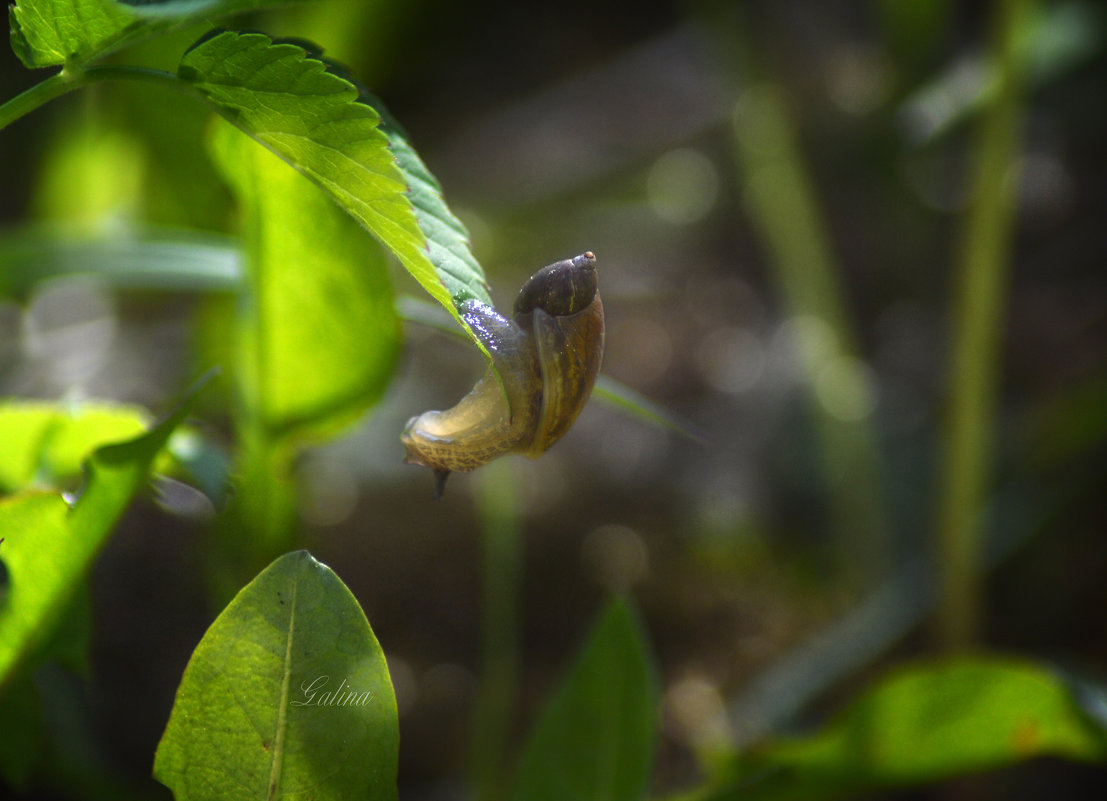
top-left (0, 65), bottom-right (187, 132)
top-left (0, 71), bottom-right (76, 130)
top-left (730, 78), bottom-right (887, 593)
top-left (468, 459), bottom-right (522, 801)
top-left (937, 0), bottom-right (1031, 650)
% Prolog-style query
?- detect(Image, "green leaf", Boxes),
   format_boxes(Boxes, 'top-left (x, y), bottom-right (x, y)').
top-left (178, 30), bottom-right (491, 341)
top-left (693, 656), bottom-right (1107, 801)
top-left (208, 117), bottom-right (400, 439)
top-left (593, 375), bottom-right (708, 445)
top-left (0, 377), bottom-right (208, 691)
top-left (0, 400), bottom-right (151, 493)
top-left (358, 89), bottom-right (491, 309)
top-left (8, 0), bottom-right (315, 69)
top-left (511, 597), bottom-right (658, 801)
top-left (154, 550), bottom-right (398, 801)
top-left (9, 0), bottom-right (137, 68)
top-left (0, 226), bottom-right (241, 297)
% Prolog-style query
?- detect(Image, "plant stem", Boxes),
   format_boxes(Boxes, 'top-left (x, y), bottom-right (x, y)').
top-left (0, 65), bottom-right (186, 132)
top-left (469, 459), bottom-right (522, 801)
top-left (731, 79), bottom-right (888, 593)
top-left (0, 71), bottom-right (75, 130)
top-left (937, 0), bottom-right (1031, 650)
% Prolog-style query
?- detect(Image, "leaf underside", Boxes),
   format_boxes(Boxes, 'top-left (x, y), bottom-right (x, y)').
top-left (178, 30), bottom-right (491, 341)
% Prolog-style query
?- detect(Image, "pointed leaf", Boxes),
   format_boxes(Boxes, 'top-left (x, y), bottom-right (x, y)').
top-left (693, 656), bottom-right (1107, 801)
top-left (0, 377), bottom-right (208, 690)
top-left (154, 550), bottom-right (399, 801)
top-left (178, 30), bottom-right (491, 343)
top-left (512, 597), bottom-right (658, 801)
top-left (208, 117), bottom-right (400, 439)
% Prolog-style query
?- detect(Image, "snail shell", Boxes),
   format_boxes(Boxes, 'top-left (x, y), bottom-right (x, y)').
top-left (402, 252), bottom-right (604, 496)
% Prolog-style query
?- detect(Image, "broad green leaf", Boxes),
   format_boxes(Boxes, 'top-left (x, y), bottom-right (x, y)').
top-left (178, 30), bottom-right (492, 341)
top-left (692, 656), bottom-right (1107, 801)
top-left (0, 400), bottom-right (150, 493)
top-left (208, 117), bottom-right (400, 439)
top-left (154, 550), bottom-right (399, 801)
top-left (0, 377), bottom-right (207, 691)
top-left (511, 597), bottom-right (658, 801)
top-left (8, 0), bottom-right (314, 68)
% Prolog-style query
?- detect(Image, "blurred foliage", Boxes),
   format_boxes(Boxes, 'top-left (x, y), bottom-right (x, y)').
top-left (0, 379), bottom-right (204, 694)
top-left (2, 0), bottom-right (1107, 799)
top-left (689, 656), bottom-right (1107, 801)
top-left (510, 598), bottom-right (658, 801)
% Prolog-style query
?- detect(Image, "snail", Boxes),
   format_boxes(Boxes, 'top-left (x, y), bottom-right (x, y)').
top-left (403, 252), bottom-right (604, 498)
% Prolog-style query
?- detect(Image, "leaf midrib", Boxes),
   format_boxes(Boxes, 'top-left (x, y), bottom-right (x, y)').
top-left (267, 571), bottom-right (299, 800)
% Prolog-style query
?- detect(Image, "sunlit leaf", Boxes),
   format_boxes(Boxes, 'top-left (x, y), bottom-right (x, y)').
top-left (0, 401), bottom-right (151, 493)
top-left (9, 0), bottom-right (136, 68)
top-left (691, 656), bottom-right (1107, 801)
top-left (358, 90), bottom-right (491, 309)
top-left (208, 117), bottom-right (400, 439)
top-left (154, 550), bottom-right (398, 801)
top-left (178, 30), bottom-right (492, 342)
top-left (511, 597), bottom-right (658, 801)
top-left (0, 377), bottom-right (208, 691)
top-left (8, 0), bottom-right (314, 69)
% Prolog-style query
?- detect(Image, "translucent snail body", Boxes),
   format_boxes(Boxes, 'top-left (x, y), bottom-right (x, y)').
top-left (402, 252), bottom-right (604, 497)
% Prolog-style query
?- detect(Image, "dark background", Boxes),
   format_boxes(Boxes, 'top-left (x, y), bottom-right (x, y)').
top-left (2, 0), bottom-right (1106, 798)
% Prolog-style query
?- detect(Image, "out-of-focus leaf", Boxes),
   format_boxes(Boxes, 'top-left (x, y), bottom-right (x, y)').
top-left (178, 31), bottom-right (492, 343)
top-left (0, 378), bottom-right (207, 691)
top-left (690, 656), bottom-right (1107, 801)
top-left (0, 227), bottom-right (241, 297)
top-left (511, 597), bottom-right (658, 801)
top-left (593, 376), bottom-right (708, 445)
top-left (154, 550), bottom-right (398, 801)
top-left (0, 400), bottom-right (151, 493)
top-left (31, 119), bottom-right (146, 228)
top-left (899, 1), bottom-right (1100, 145)
top-left (8, 0), bottom-right (315, 68)
top-left (208, 117), bottom-right (400, 439)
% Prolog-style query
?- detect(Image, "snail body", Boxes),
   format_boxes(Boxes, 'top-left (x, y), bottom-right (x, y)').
top-left (403, 252), bottom-right (604, 496)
